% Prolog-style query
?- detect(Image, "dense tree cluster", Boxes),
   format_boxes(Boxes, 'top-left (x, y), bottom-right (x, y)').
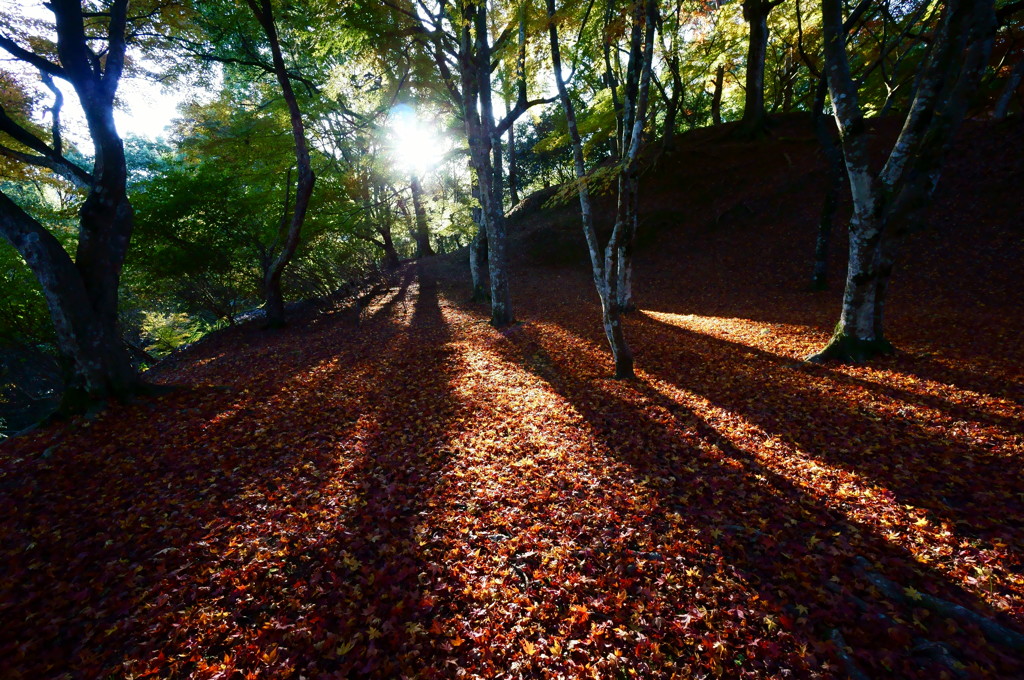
top-left (1, 0), bottom-right (1021, 422)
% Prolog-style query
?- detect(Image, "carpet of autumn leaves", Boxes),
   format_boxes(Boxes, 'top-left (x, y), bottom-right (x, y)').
top-left (2, 117), bottom-right (1023, 679)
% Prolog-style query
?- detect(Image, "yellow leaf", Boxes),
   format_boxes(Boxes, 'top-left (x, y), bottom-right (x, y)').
top-left (904, 587), bottom-right (923, 601)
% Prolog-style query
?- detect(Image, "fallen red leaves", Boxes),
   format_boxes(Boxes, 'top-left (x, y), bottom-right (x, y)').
top-left (2, 119), bottom-right (1023, 679)
top-left (1, 255), bottom-right (1021, 679)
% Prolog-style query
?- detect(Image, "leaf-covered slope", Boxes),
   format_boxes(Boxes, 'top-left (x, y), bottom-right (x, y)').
top-left (1, 115), bottom-right (1022, 679)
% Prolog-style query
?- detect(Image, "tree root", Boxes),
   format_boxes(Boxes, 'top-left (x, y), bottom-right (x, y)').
top-left (826, 581), bottom-right (968, 678)
top-left (137, 382), bottom-right (183, 398)
top-left (911, 640), bottom-right (968, 678)
top-left (805, 332), bottom-right (895, 364)
top-left (829, 629), bottom-right (871, 680)
top-left (855, 556), bottom-right (1024, 652)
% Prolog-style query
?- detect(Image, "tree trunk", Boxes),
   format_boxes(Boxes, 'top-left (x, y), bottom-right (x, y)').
top-left (811, 78), bottom-right (845, 290)
top-left (380, 224), bottom-right (401, 270)
top-left (469, 225), bottom-right (489, 301)
top-left (549, 0), bottom-right (634, 378)
top-left (810, 218), bottom-right (895, 362)
top-left (0, 193), bottom-right (136, 409)
top-left (616, 244), bottom-right (636, 312)
top-left (468, 178), bottom-right (489, 301)
top-left (507, 123), bottom-right (520, 206)
top-left (247, 0), bottom-right (316, 328)
top-left (602, 300), bottom-right (635, 379)
top-left (614, 174), bottom-right (639, 313)
top-left (610, 0), bottom-right (657, 316)
top-left (662, 97), bottom-right (679, 151)
top-left (410, 173), bottom-right (435, 258)
top-left (738, 0), bottom-right (772, 136)
top-left (781, 52), bottom-right (797, 113)
top-left (712, 64), bottom-right (725, 126)
top-left (547, 0), bottom-right (656, 379)
top-left (810, 189), bottom-right (838, 290)
top-left (809, 0), bottom-right (996, 363)
top-left (603, 0), bottom-right (623, 160)
top-left (871, 225), bottom-right (907, 341)
top-left (0, 0), bottom-right (142, 412)
top-left (994, 54), bottom-right (1024, 121)
top-left (479, 168), bottom-right (513, 326)
top-left (472, 2), bottom-right (513, 328)
top-left (662, 57), bottom-right (683, 152)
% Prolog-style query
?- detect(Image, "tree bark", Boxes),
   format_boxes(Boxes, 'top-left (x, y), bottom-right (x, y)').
top-left (0, 193), bottom-right (135, 408)
top-left (993, 54), bottom-right (1024, 120)
top-left (712, 64), bottom-right (725, 126)
top-left (507, 122), bottom-right (520, 206)
top-left (381, 237), bottom-right (401, 270)
top-left (246, 0), bottom-right (316, 328)
top-left (410, 173), bottom-right (435, 258)
top-left (603, 0), bottom-right (623, 160)
top-left (810, 78), bottom-right (845, 290)
top-left (469, 225), bottom-right (489, 301)
top-left (468, 177), bottom-right (489, 301)
top-left (611, 0), bottom-right (657, 315)
top-left (780, 50), bottom-right (798, 113)
top-left (464, 1), bottom-right (513, 327)
top-left (548, 0), bottom-right (632, 378)
top-left (812, 218), bottom-right (896, 362)
top-left (737, 0), bottom-right (778, 137)
top-left (614, 185), bottom-right (638, 313)
top-left (662, 56), bottom-right (683, 152)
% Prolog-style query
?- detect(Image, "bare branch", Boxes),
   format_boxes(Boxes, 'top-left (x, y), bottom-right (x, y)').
top-left (40, 72), bottom-right (64, 157)
top-left (101, 0), bottom-right (130, 98)
top-left (0, 144), bottom-right (91, 189)
top-left (0, 34), bottom-right (67, 78)
top-left (0, 104), bottom-right (93, 188)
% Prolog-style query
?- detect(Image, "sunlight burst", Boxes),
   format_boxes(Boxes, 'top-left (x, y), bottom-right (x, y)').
top-left (388, 104), bottom-right (447, 175)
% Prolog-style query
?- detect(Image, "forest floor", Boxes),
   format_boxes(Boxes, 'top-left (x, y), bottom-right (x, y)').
top-left (2, 115), bottom-right (1023, 679)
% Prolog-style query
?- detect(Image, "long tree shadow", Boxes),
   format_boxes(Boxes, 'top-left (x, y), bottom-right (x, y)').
top-left (0, 262), bottom-right (467, 679)
top-left (628, 312), bottom-right (1024, 548)
top-left (463, 308), bottom-right (1024, 678)
top-left (504, 291), bottom-right (1022, 549)
top-left (636, 311), bottom-right (1023, 432)
top-left (356, 264), bottom-right (417, 327)
top-left (873, 349), bottom-right (1024, 407)
top-left (636, 300), bottom-right (1024, 406)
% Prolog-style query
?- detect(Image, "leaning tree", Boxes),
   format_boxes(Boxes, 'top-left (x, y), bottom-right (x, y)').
top-left (0, 1), bottom-right (151, 409)
top-left (170, 0), bottom-right (319, 327)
